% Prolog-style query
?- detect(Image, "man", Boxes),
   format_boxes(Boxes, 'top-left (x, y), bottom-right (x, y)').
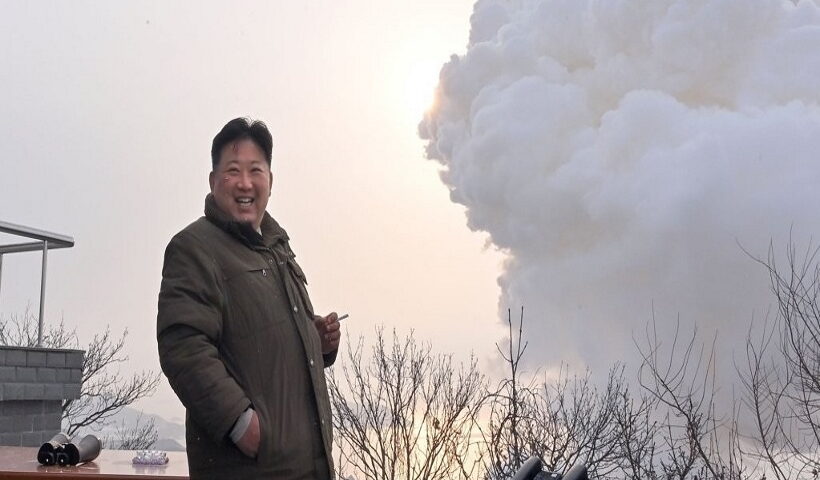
top-left (157, 118), bottom-right (341, 479)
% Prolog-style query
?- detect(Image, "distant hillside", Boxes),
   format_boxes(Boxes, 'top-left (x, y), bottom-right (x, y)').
top-left (152, 438), bottom-right (185, 452)
top-left (69, 406), bottom-right (186, 451)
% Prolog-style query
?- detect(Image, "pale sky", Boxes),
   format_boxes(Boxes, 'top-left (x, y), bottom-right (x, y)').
top-left (0, 1), bottom-right (507, 421)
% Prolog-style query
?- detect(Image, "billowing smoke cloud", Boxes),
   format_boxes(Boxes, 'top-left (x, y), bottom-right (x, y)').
top-left (420, 0), bottom-right (820, 374)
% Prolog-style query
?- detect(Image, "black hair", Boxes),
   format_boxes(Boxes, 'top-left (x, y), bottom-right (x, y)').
top-left (211, 117), bottom-right (273, 169)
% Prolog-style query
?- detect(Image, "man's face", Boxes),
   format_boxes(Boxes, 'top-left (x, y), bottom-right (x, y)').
top-left (209, 138), bottom-right (272, 230)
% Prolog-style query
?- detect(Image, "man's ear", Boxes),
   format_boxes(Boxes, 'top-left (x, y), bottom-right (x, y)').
top-left (268, 172), bottom-right (273, 196)
top-left (209, 171), bottom-right (215, 192)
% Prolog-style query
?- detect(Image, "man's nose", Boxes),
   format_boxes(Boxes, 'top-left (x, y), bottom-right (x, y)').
top-left (237, 172), bottom-right (253, 189)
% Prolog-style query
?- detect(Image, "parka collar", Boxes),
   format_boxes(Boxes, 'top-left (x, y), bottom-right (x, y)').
top-left (204, 193), bottom-right (289, 248)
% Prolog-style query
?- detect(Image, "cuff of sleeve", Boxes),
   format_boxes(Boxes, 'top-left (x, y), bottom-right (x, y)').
top-left (323, 349), bottom-right (338, 367)
top-left (229, 408), bottom-right (255, 444)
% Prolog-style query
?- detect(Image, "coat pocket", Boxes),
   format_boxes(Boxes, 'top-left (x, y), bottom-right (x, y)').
top-left (253, 404), bottom-right (278, 467)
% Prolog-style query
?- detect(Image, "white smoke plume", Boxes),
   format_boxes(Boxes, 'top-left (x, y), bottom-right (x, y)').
top-left (420, 0), bottom-right (820, 374)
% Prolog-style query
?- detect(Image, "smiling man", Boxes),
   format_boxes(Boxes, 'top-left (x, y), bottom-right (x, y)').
top-left (157, 118), bottom-right (341, 480)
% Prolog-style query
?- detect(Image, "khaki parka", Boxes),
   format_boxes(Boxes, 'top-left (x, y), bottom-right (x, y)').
top-left (157, 195), bottom-right (335, 480)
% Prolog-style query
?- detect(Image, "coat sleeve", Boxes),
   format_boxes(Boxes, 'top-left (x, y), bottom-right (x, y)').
top-left (156, 231), bottom-right (251, 443)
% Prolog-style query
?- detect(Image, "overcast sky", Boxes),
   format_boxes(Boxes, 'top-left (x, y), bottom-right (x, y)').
top-left (0, 1), bottom-right (505, 421)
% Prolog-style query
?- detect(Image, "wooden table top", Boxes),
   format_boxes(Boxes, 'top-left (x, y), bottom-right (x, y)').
top-left (0, 447), bottom-right (189, 479)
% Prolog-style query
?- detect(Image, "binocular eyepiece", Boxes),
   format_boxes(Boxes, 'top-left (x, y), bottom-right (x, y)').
top-left (36, 432), bottom-right (69, 466)
top-left (511, 456), bottom-right (589, 480)
top-left (37, 433), bottom-right (102, 466)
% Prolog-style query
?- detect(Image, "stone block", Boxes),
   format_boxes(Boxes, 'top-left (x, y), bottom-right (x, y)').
top-left (24, 384), bottom-right (45, 399)
top-left (43, 384), bottom-right (64, 400)
top-left (63, 384), bottom-right (81, 400)
top-left (21, 431), bottom-right (42, 447)
top-left (33, 413), bottom-right (62, 431)
top-left (46, 352), bottom-right (65, 368)
top-left (31, 414), bottom-right (45, 431)
top-left (0, 416), bottom-right (13, 432)
top-left (0, 401), bottom-right (32, 415)
top-left (54, 368), bottom-right (70, 382)
top-left (3, 383), bottom-right (25, 401)
top-left (0, 348), bottom-right (86, 448)
top-left (27, 351), bottom-right (47, 367)
top-left (5, 350), bottom-right (26, 366)
top-left (46, 413), bottom-right (62, 430)
top-left (36, 368), bottom-right (57, 383)
top-left (16, 367), bottom-right (37, 382)
top-left (65, 351), bottom-right (83, 368)
top-left (0, 366), bottom-right (15, 382)
top-left (0, 432), bottom-right (21, 446)
top-left (13, 414), bottom-right (33, 432)
top-left (32, 413), bottom-right (59, 431)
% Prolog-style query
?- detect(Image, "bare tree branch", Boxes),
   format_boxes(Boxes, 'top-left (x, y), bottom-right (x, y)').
top-left (328, 328), bottom-right (485, 480)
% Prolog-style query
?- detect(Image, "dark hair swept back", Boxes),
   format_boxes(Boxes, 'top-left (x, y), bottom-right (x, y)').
top-left (211, 117), bottom-right (273, 169)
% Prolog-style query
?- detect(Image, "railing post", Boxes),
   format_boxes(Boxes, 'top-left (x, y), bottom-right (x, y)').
top-left (0, 221), bottom-right (74, 347)
top-left (38, 240), bottom-right (48, 347)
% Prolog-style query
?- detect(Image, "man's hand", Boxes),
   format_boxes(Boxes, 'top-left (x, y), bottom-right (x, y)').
top-left (313, 312), bottom-right (342, 354)
top-left (235, 410), bottom-right (261, 458)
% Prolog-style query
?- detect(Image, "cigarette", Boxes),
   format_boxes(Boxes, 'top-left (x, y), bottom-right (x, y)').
top-left (337, 314), bottom-right (349, 322)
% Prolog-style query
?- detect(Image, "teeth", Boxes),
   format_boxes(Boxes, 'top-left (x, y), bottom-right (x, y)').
top-left (237, 198), bottom-right (253, 204)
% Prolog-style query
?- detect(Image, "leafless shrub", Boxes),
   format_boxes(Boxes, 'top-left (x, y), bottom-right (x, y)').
top-left (103, 414), bottom-right (158, 450)
top-left (738, 242), bottom-right (820, 480)
top-left (328, 327), bottom-right (486, 480)
top-left (635, 316), bottom-right (746, 480)
top-left (0, 304), bottom-right (76, 348)
top-left (63, 326), bottom-right (161, 436)
top-left (327, 239), bottom-right (820, 480)
top-left (483, 309), bottom-right (632, 480)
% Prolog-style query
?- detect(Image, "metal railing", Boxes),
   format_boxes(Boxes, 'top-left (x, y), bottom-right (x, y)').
top-left (0, 221), bottom-right (75, 347)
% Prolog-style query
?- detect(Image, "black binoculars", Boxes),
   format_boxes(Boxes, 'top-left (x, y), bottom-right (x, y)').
top-left (512, 456), bottom-right (589, 480)
top-left (37, 433), bottom-right (102, 466)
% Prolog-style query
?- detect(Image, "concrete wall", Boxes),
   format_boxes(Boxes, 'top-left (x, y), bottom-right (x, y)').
top-left (0, 346), bottom-right (84, 446)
